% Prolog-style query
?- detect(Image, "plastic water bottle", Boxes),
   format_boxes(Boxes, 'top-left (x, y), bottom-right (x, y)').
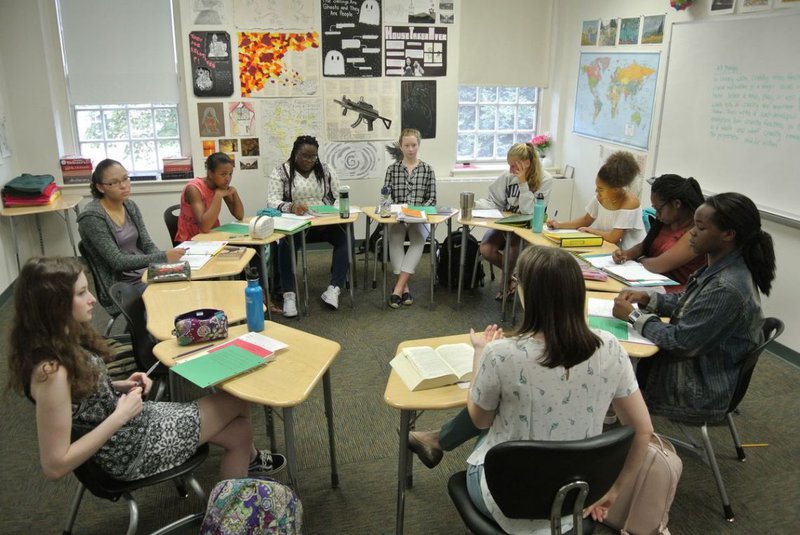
top-left (245, 268), bottom-right (265, 332)
top-left (379, 185), bottom-right (392, 217)
top-left (532, 193), bottom-right (546, 233)
top-left (339, 186), bottom-right (350, 218)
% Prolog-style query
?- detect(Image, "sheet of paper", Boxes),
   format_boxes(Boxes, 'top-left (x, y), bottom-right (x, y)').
top-left (177, 240), bottom-right (228, 256)
top-left (545, 228), bottom-right (585, 234)
top-left (606, 264), bottom-right (673, 282)
top-left (583, 254), bottom-right (621, 269)
top-left (471, 209), bottom-right (503, 219)
top-left (587, 298), bottom-right (615, 318)
top-left (282, 213), bottom-right (315, 221)
top-left (182, 254), bottom-right (212, 270)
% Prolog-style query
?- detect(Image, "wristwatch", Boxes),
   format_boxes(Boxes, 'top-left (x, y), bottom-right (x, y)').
top-left (627, 309), bottom-right (642, 326)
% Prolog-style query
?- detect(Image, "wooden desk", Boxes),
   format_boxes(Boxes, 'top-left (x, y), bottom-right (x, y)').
top-left (0, 193), bottom-right (82, 272)
top-left (385, 328), bottom-right (657, 534)
top-left (153, 322), bottom-right (340, 492)
top-left (142, 280), bottom-right (249, 341)
top-left (363, 207), bottom-right (456, 310)
top-left (141, 247), bottom-right (256, 283)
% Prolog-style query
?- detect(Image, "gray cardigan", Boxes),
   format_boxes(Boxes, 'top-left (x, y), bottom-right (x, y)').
top-left (77, 199), bottom-right (166, 313)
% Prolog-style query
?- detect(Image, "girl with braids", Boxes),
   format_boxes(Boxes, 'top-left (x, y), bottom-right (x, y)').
top-left (6, 257), bottom-right (285, 483)
top-left (548, 150), bottom-right (645, 250)
top-left (176, 152), bottom-right (244, 241)
top-left (612, 192), bottom-right (776, 424)
top-left (475, 142), bottom-right (552, 300)
top-left (612, 174), bottom-right (707, 292)
top-left (267, 135), bottom-right (347, 316)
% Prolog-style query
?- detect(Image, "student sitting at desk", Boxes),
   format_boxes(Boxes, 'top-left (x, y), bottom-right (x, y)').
top-left (475, 142), bottom-right (553, 300)
top-left (548, 151), bottom-right (645, 250)
top-left (6, 257), bottom-right (286, 484)
top-left (383, 128), bottom-right (436, 308)
top-left (175, 152), bottom-right (244, 242)
top-left (612, 192), bottom-right (776, 424)
top-left (77, 159), bottom-right (187, 295)
top-left (408, 247), bottom-right (653, 532)
top-left (612, 174), bottom-right (706, 292)
top-left (267, 135), bottom-right (348, 316)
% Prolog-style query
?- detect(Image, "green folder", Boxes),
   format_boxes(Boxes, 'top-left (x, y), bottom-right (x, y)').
top-left (171, 346), bottom-right (265, 388)
top-left (309, 204), bottom-right (339, 214)
top-left (212, 223), bottom-right (250, 234)
top-left (408, 205), bottom-right (437, 215)
top-left (496, 213), bottom-right (532, 227)
top-left (588, 316), bottom-right (629, 341)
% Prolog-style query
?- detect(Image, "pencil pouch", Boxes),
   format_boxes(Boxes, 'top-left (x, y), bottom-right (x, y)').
top-left (148, 261), bottom-right (191, 283)
top-left (173, 309), bottom-right (228, 346)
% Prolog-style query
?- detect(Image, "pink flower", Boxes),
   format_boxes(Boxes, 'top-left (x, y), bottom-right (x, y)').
top-left (531, 133), bottom-right (551, 150)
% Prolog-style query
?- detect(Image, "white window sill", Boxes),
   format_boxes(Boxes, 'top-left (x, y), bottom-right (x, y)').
top-left (61, 178), bottom-right (191, 195)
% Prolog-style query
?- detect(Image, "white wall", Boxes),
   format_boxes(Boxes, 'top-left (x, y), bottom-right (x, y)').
top-left (0, 43), bottom-right (21, 292)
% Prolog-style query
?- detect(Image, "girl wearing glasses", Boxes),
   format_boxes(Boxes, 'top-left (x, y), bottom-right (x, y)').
top-left (612, 174), bottom-right (706, 292)
top-left (267, 135), bottom-right (348, 317)
top-left (77, 159), bottom-right (187, 300)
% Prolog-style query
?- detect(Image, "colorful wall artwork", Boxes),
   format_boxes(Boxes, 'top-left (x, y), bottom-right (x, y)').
top-left (238, 32), bottom-right (320, 97)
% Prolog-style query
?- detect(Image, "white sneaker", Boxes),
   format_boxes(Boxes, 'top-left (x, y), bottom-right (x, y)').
top-left (321, 285), bottom-right (340, 310)
top-left (282, 292), bottom-right (298, 318)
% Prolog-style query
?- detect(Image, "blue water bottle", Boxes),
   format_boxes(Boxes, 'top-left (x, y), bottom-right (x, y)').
top-left (245, 268), bottom-right (265, 332)
top-left (532, 193), bottom-right (546, 233)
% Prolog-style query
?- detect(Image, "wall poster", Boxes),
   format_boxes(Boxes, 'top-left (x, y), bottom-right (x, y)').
top-left (383, 0), bottom-right (455, 24)
top-left (321, 0), bottom-right (382, 77)
top-left (321, 141), bottom-right (384, 179)
top-left (197, 102), bottom-right (226, 137)
top-left (261, 98), bottom-right (323, 168)
top-left (384, 26), bottom-right (447, 76)
top-left (324, 78), bottom-right (398, 140)
top-left (401, 80), bottom-right (436, 138)
top-left (190, 31), bottom-right (234, 97)
top-left (238, 32), bottom-right (320, 97)
top-left (233, 0), bottom-right (315, 29)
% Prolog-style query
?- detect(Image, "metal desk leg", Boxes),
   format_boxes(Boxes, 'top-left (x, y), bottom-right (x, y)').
top-left (65, 207), bottom-right (78, 257)
top-left (382, 223), bottom-right (389, 309)
top-left (363, 217), bottom-right (371, 290)
top-left (500, 231), bottom-right (513, 322)
top-left (258, 245), bottom-right (272, 321)
top-left (300, 231), bottom-right (309, 316)
top-left (35, 214), bottom-right (45, 254)
top-left (396, 409), bottom-right (413, 535)
top-left (288, 236), bottom-right (300, 316)
top-left (446, 218), bottom-right (453, 290)
top-left (322, 371), bottom-right (339, 487)
top-left (346, 223), bottom-right (355, 307)
top-left (283, 407), bottom-right (300, 492)
top-left (429, 223), bottom-right (437, 310)
top-left (9, 216), bottom-right (21, 272)
top-left (456, 225), bottom-right (468, 309)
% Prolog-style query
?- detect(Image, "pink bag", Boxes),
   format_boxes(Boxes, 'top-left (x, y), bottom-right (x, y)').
top-left (603, 434), bottom-right (682, 535)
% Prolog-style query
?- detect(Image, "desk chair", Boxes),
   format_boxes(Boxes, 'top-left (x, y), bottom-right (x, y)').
top-left (667, 317), bottom-right (784, 522)
top-left (63, 443), bottom-right (209, 535)
top-left (448, 426), bottom-right (635, 535)
top-left (163, 204), bottom-right (180, 247)
top-left (79, 241), bottom-right (123, 335)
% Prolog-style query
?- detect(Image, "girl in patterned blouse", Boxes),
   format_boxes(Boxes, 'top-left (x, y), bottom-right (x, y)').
top-left (7, 257), bottom-right (286, 482)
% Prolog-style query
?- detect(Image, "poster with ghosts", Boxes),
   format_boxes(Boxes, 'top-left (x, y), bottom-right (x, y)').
top-left (233, 0), bottom-right (315, 29)
top-left (261, 98), bottom-right (323, 168)
top-left (321, 141), bottom-right (384, 180)
top-left (190, 32), bottom-right (234, 97)
top-left (401, 80), bottom-right (436, 138)
top-left (321, 0), bottom-right (382, 77)
top-left (384, 26), bottom-right (447, 77)
top-left (238, 32), bottom-right (321, 97)
top-left (384, 0), bottom-right (455, 24)
top-left (324, 78), bottom-right (398, 140)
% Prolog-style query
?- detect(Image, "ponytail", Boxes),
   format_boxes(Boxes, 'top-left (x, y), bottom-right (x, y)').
top-left (742, 229), bottom-right (776, 296)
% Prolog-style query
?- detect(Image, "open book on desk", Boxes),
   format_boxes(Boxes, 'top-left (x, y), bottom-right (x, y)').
top-left (581, 254), bottom-right (679, 287)
top-left (172, 332), bottom-right (288, 388)
top-left (587, 298), bottom-right (654, 345)
top-left (390, 342), bottom-right (474, 392)
top-left (177, 240), bottom-right (228, 270)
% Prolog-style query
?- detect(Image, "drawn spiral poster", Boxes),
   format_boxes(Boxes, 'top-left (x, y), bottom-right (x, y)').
top-left (321, 141), bottom-right (384, 179)
top-left (261, 98), bottom-right (323, 168)
top-left (321, 0), bottom-right (382, 77)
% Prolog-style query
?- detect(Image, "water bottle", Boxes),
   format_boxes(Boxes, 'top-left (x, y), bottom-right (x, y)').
top-left (244, 268), bottom-right (265, 332)
top-left (532, 193), bottom-right (546, 233)
top-left (339, 185), bottom-right (350, 218)
top-left (379, 185), bottom-right (392, 217)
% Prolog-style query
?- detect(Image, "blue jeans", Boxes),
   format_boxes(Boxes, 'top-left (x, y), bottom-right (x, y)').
top-left (278, 225), bottom-right (348, 292)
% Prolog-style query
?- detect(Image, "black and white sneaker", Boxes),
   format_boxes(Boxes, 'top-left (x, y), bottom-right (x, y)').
top-left (248, 449), bottom-right (287, 475)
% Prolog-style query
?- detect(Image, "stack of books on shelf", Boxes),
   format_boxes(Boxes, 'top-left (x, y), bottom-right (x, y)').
top-left (161, 156), bottom-right (194, 180)
top-left (2, 173), bottom-right (61, 207)
top-left (60, 156), bottom-right (93, 185)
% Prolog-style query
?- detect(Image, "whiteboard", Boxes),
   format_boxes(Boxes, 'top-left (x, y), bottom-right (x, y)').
top-left (655, 14), bottom-right (800, 222)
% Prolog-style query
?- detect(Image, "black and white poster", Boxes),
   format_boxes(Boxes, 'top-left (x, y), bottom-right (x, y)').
top-left (190, 31), bottom-right (234, 97)
top-left (401, 80), bottom-right (436, 139)
top-left (384, 26), bottom-right (447, 77)
top-left (321, 0), bottom-right (382, 77)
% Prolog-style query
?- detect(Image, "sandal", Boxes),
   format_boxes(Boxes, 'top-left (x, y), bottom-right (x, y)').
top-left (494, 280), bottom-right (518, 301)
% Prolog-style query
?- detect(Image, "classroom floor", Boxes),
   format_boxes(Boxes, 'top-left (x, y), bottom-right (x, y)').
top-left (1, 251), bottom-right (798, 534)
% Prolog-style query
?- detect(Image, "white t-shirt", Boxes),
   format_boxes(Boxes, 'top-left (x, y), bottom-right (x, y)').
top-left (585, 196), bottom-right (646, 250)
top-left (467, 330), bottom-right (638, 534)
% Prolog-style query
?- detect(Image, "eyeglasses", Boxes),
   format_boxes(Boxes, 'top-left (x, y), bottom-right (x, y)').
top-left (101, 176), bottom-right (130, 188)
top-left (652, 201), bottom-right (669, 213)
top-left (297, 153), bottom-right (318, 162)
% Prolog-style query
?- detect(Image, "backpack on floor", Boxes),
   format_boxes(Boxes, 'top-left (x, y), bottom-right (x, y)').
top-left (437, 228), bottom-right (484, 290)
top-left (603, 434), bottom-right (682, 535)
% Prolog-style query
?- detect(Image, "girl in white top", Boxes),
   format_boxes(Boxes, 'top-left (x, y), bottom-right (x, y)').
top-left (548, 151), bottom-right (646, 250)
top-left (466, 247), bottom-right (653, 533)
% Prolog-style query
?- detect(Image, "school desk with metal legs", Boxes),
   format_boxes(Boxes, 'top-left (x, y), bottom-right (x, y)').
top-left (141, 247), bottom-right (256, 283)
top-left (0, 193), bottom-right (82, 272)
top-left (363, 207), bottom-right (455, 310)
top-left (153, 322), bottom-right (340, 493)
top-left (384, 325), bottom-right (658, 535)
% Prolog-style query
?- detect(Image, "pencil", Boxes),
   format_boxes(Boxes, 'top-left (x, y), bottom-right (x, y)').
top-left (741, 443), bottom-right (769, 448)
top-left (144, 360), bottom-right (160, 377)
top-left (173, 343), bottom-right (215, 362)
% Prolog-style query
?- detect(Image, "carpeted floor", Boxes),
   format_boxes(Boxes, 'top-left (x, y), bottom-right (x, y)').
top-left (1, 250), bottom-right (798, 534)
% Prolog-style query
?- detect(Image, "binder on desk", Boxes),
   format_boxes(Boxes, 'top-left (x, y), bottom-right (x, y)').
top-left (495, 213), bottom-right (531, 227)
top-left (273, 216), bottom-right (312, 233)
top-left (309, 205), bottom-right (339, 217)
top-left (543, 230), bottom-right (604, 247)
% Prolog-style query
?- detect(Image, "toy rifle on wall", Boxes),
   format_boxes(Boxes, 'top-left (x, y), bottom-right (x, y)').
top-left (332, 95), bottom-right (392, 131)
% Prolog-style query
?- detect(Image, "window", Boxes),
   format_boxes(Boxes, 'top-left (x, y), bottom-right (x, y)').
top-left (74, 104), bottom-right (182, 175)
top-left (457, 86), bottom-right (539, 162)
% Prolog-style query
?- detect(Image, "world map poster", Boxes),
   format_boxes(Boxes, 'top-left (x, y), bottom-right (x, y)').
top-left (573, 52), bottom-right (660, 150)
